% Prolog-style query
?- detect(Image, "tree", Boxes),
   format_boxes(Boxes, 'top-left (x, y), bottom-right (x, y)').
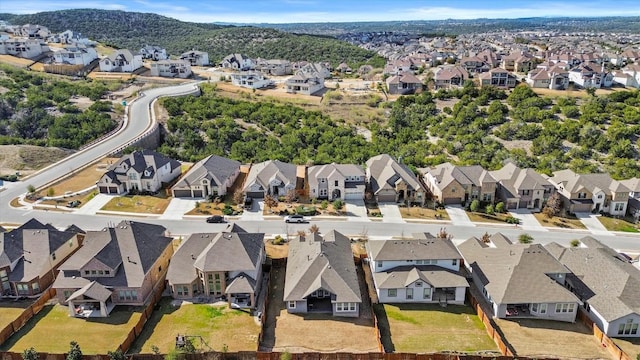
top-left (47, 187), bottom-right (55, 197)
top-left (320, 200), bottom-right (329, 210)
top-left (332, 199), bottom-right (344, 212)
top-left (27, 184), bottom-right (35, 194)
top-left (495, 202), bottom-right (505, 213)
top-left (437, 227), bottom-right (453, 240)
top-left (585, 87), bottom-right (596, 97)
top-left (518, 234), bottom-right (534, 244)
top-left (233, 189), bottom-right (244, 205)
top-left (66, 341), bottom-right (82, 360)
top-left (570, 239), bottom-right (580, 248)
top-left (308, 224), bottom-right (320, 234)
top-left (481, 232), bottom-right (491, 243)
top-left (107, 350), bottom-right (125, 360)
top-left (469, 199), bottom-right (480, 212)
top-left (485, 204), bottom-right (495, 215)
top-left (22, 347), bottom-right (38, 360)
top-left (264, 194), bottom-right (278, 212)
top-left (285, 189), bottom-right (297, 203)
top-left (542, 192), bottom-right (562, 218)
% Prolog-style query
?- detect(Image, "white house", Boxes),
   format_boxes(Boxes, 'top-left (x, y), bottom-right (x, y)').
top-left (140, 45), bottom-right (168, 61)
top-left (180, 50), bottom-right (209, 66)
top-left (0, 38), bottom-right (48, 58)
top-left (150, 60), bottom-right (192, 78)
top-left (568, 63), bottom-right (613, 89)
top-left (221, 53), bottom-right (255, 71)
top-left (99, 49), bottom-right (143, 73)
top-left (285, 74), bottom-right (325, 95)
top-left (52, 45), bottom-right (98, 66)
top-left (230, 72), bottom-right (273, 89)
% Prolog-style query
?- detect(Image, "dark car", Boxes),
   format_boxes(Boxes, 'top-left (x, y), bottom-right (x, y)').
top-left (206, 215), bottom-right (226, 223)
top-left (244, 196), bottom-right (253, 207)
top-left (67, 200), bottom-right (81, 208)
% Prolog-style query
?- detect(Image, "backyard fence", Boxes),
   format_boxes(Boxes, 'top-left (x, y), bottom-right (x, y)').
top-left (467, 291), bottom-right (514, 357)
top-left (576, 310), bottom-right (633, 360)
top-left (117, 281), bottom-right (166, 353)
top-left (0, 287), bottom-right (56, 346)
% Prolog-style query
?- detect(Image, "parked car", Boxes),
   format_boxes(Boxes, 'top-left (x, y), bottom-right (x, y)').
top-left (67, 200), bottom-right (81, 208)
top-left (244, 196), bottom-right (253, 207)
top-left (206, 215), bottom-right (226, 223)
top-left (284, 214), bottom-right (310, 223)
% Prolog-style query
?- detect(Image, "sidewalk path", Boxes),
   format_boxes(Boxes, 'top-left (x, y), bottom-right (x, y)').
top-left (74, 193), bottom-right (115, 215)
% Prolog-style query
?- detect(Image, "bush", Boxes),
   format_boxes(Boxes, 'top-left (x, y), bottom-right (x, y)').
top-left (320, 200), bottom-right (329, 210)
top-left (272, 235), bottom-right (285, 245)
top-left (332, 199), bottom-right (344, 211)
top-left (470, 199), bottom-right (480, 212)
top-left (296, 205), bottom-right (317, 216)
top-left (505, 216), bottom-right (521, 224)
top-left (495, 202), bottom-right (505, 213)
top-left (485, 204), bottom-right (495, 215)
top-left (222, 203), bottom-right (233, 215)
top-left (518, 233), bottom-right (534, 244)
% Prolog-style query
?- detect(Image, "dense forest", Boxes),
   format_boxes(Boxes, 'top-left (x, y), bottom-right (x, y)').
top-left (0, 65), bottom-right (118, 149)
top-left (159, 82), bottom-right (640, 180)
top-left (0, 10), bottom-right (384, 67)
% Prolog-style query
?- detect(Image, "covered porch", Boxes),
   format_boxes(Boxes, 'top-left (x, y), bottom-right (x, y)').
top-left (66, 281), bottom-right (114, 318)
top-left (225, 275), bottom-right (256, 309)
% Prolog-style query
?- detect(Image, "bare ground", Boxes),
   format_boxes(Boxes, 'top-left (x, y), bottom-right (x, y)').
top-left (0, 145), bottom-right (74, 177)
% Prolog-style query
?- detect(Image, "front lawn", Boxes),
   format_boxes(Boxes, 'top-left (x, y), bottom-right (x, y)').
top-left (597, 216), bottom-right (639, 232)
top-left (466, 211), bottom-right (511, 224)
top-left (101, 194), bottom-right (171, 214)
top-left (376, 303), bottom-right (497, 353)
top-left (533, 213), bottom-right (586, 230)
top-left (400, 206), bottom-right (449, 220)
top-left (186, 201), bottom-right (242, 216)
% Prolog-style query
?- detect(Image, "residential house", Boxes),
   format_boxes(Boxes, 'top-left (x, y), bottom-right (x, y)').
top-left (434, 66), bottom-right (469, 89)
top-left (335, 62), bottom-right (352, 73)
top-left (366, 154), bottom-right (425, 205)
top-left (546, 237), bottom-right (640, 337)
top-left (0, 38), bottom-right (49, 58)
top-left (621, 48), bottom-right (640, 64)
top-left (383, 59), bottom-right (412, 75)
top-left (20, 24), bottom-right (49, 39)
top-left (460, 56), bottom-right (490, 74)
top-left (386, 72), bottom-right (423, 95)
top-left (52, 45), bottom-right (98, 66)
top-left (502, 52), bottom-right (536, 73)
top-left (150, 59), bottom-right (192, 78)
top-left (422, 162), bottom-right (497, 205)
top-left (479, 68), bottom-right (517, 89)
top-left (166, 224), bottom-right (265, 308)
top-left (296, 62), bottom-right (331, 79)
top-left (525, 67), bottom-right (568, 90)
top-left (616, 64), bottom-right (640, 88)
top-left (140, 45), bottom-right (168, 61)
top-left (490, 161), bottom-right (555, 209)
top-left (179, 50), bottom-right (209, 66)
top-left (476, 49), bottom-right (500, 68)
top-left (230, 72), bottom-right (273, 89)
top-left (0, 219), bottom-right (83, 297)
top-left (547, 169), bottom-right (630, 215)
top-left (255, 59), bottom-right (292, 76)
top-left (221, 54), bottom-right (255, 71)
top-left (171, 155), bottom-right (240, 198)
top-left (285, 73), bottom-right (324, 95)
top-left (284, 231), bottom-right (361, 317)
top-left (568, 63), bottom-right (613, 89)
top-left (307, 163), bottom-right (366, 201)
top-left (57, 30), bottom-right (90, 45)
top-left (96, 150), bottom-right (181, 195)
top-left (367, 233), bottom-right (468, 304)
top-left (620, 178), bottom-right (640, 219)
top-left (53, 221), bottom-right (173, 318)
top-left (98, 49), bottom-right (143, 73)
top-left (458, 233), bottom-right (580, 322)
top-left (243, 160), bottom-right (297, 198)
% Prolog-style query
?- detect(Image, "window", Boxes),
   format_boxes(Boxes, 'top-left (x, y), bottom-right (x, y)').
top-left (119, 290), bottom-right (138, 301)
top-left (540, 304), bottom-right (547, 314)
top-left (336, 302), bottom-right (356, 312)
top-left (452, 259), bottom-right (458, 266)
top-left (406, 288), bottom-right (413, 300)
top-left (105, 270), bottom-right (110, 275)
top-left (63, 290), bottom-right (72, 300)
top-left (618, 320), bottom-right (639, 335)
top-left (84, 270), bottom-right (90, 275)
top-left (415, 282), bottom-right (422, 287)
top-left (98, 270), bottom-right (103, 275)
top-left (69, 239), bottom-right (74, 247)
top-left (91, 270), bottom-right (97, 275)
top-left (32, 282), bottom-right (39, 293)
top-left (522, 190), bottom-right (530, 195)
top-left (423, 288), bottom-right (432, 299)
top-left (451, 188), bottom-right (456, 193)
top-left (288, 301), bottom-right (296, 309)
top-left (577, 192), bottom-right (587, 199)
top-left (555, 303), bottom-right (575, 313)
top-left (531, 303), bottom-right (538, 312)
top-left (51, 253), bottom-right (56, 261)
top-left (334, 180), bottom-right (339, 186)
top-left (377, 261), bottom-right (383, 268)
top-left (388, 289), bottom-right (397, 297)
top-left (614, 203), bottom-right (624, 212)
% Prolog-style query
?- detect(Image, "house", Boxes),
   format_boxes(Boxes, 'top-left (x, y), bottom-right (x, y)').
top-left (284, 231), bottom-right (361, 317)
top-left (502, 52), bottom-right (535, 73)
top-left (255, 59), bottom-right (292, 76)
top-left (179, 50), bottom-right (209, 66)
top-left (568, 63), bottom-right (613, 89)
top-left (171, 155), bottom-right (240, 198)
top-left (434, 66), bottom-right (469, 89)
top-left (221, 54), bottom-right (255, 71)
top-left (366, 154), bottom-right (425, 205)
top-left (296, 62), bottom-right (331, 79)
top-left (383, 59), bottom-right (412, 75)
top-left (20, 24), bottom-right (49, 39)
top-left (53, 221), bottom-right (173, 318)
top-left (460, 56), bottom-right (490, 74)
top-left (525, 67), bottom-right (568, 90)
top-left (230, 72), bottom-right (273, 89)
top-left (0, 219), bottom-right (83, 297)
top-left (545, 237), bottom-right (640, 337)
top-left (166, 224), bottom-right (264, 308)
top-left (150, 60), bottom-right (192, 78)
top-left (0, 38), bottom-right (48, 58)
top-left (58, 30), bottom-right (90, 45)
top-left (52, 45), bottom-right (98, 66)
top-left (547, 169), bottom-right (630, 216)
top-left (140, 45), bottom-right (168, 61)
top-left (617, 64), bottom-right (640, 88)
top-left (386, 72), bottom-right (423, 95)
top-left (422, 162), bottom-right (497, 205)
top-left (285, 73), bottom-right (325, 95)
top-left (367, 233), bottom-right (468, 304)
top-left (476, 49), bottom-right (500, 68)
top-left (96, 150), bottom-right (181, 195)
top-left (458, 233), bottom-right (580, 322)
top-left (620, 178), bottom-right (640, 218)
top-left (336, 62), bottom-right (352, 73)
top-left (243, 160), bottom-right (297, 198)
top-left (98, 49), bottom-right (143, 73)
top-left (479, 68), bottom-right (517, 89)
top-left (307, 163), bottom-right (366, 201)
top-left (489, 161), bottom-right (555, 209)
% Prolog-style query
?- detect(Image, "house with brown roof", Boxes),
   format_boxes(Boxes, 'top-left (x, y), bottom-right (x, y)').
top-left (171, 155), bottom-right (240, 198)
top-left (307, 163), bottom-right (365, 201)
top-left (568, 63), bottom-right (613, 89)
top-left (53, 221), bottom-right (173, 317)
top-left (422, 162), bottom-right (496, 205)
top-left (460, 56), bottom-right (490, 74)
top-left (366, 154), bottom-right (425, 205)
top-left (525, 67), bottom-right (568, 90)
top-left (546, 237), bottom-right (640, 337)
top-left (458, 233), bottom-right (580, 322)
top-left (434, 66), bottom-right (469, 89)
top-left (166, 224), bottom-right (265, 308)
top-left (367, 233), bottom-right (468, 304)
top-left (502, 52), bottom-right (536, 73)
top-left (284, 230), bottom-right (361, 317)
top-left (479, 68), bottom-right (517, 89)
top-left (490, 161), bottom-right (555, 209)
top-left (386, 72), bottom-right (423, 95)
top-left (243, 160), bottom-right (297, 199)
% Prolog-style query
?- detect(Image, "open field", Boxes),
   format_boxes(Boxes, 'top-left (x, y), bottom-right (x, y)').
top-left (400, 206), bottom-right (449, 220)
top-left (41, 157), bottom-right (119, 195)
top-left (598, 216), bottom-right (639, 232)
top-left (101, 194), bottom-right (171, 214)
top-left (0, 145), bottom-right (74, 178)
top-left (0, 299), bottom-right (32, 330)
top-left (494, 318), bottom-right (611, 359)
top-left (130, 298), bottom-right (260, 353)
top-left (376, 303), bottom-right (498, 354)
top-left (0, 304), bottom-right (142, 354)
top-left (0, 55), bottom-right (32, 68)
top-left (466, 211), bottom-right (511, 224)
top-left (533, 213), bottom-right (587, 230)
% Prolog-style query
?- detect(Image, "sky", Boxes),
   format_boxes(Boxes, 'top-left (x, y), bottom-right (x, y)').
top-left (1, 0), bottom-right (640, 24)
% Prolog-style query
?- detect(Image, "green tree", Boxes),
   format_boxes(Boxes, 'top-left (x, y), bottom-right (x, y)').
top-left (27, 184), bottom-right (35, 193)
top-left (66, 341), bottom-right (82, 360)
top-left (22, 347), bottom-right (38, 360)
top-left (542, 192), bottom-right (562, 218)
top-left (570, 239), bottom-right (580, 248)
top-left (470, 199), bottom-right (480, 212)
top-left (495, 202), bottom-right (505, 213)
top-left (47, 187), bottom-right (55, 197)
top-left (107, 350), bottom-right (125, 360)
top-left (485, 204), bottom-right (495, 215)
top-left (518, 234), bottom-right (534, 244)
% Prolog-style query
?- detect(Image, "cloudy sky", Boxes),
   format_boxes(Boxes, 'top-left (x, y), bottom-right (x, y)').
top-left (1, 0), bottom-right (639, 24)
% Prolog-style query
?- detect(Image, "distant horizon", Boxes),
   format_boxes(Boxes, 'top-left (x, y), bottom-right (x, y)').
top-left (2, 0), bottom-right (640, 24)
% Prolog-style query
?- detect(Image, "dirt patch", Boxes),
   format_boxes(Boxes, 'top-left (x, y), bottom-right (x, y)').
top-left (0, 145), bottom-right (74, 177)
top-left (0, 55), bottom-right (32, 68)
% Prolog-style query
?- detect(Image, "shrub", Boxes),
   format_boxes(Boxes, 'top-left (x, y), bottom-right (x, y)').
top-left (485, 204), bottom-right (495, 215)
top-left (570, 239), bottom-right (580, 247)
top-left (518, 234), bottom-right (534, 244)
top-left (332, 199), bottom-right (344, 211)
top-left (296, 205), bottom-right (317, 216)
top-left (495, 202), bottom-right (505, 213)
top-left (320, 200), bottom-right (329, 210)
top-left (272, 235), bottom-right (285, 245)
top-left (505, 216), bottom-right (521, 224)
top-left (470, 199), bottom-right (480, 212)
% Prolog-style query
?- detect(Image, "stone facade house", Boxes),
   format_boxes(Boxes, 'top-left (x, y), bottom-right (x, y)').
top-left (490, 161), bottom-right (555, 209)
top-left (243, 160), bottom-right (297, 199)
top-left (307, 163), bottom-right (366, 201)
top-left (422, 163), bottom-right (497, 205)
top-left (366, 154), bottom-right (425, 205)
top-left (171, 155), bottom-right (240, 198)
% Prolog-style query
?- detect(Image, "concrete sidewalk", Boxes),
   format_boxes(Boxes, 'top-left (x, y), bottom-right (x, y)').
top-left (240, 199), bottom-right (264, 221)
top-left (159, 198), bottom-right (198, 220)
top-left (345, 199), bottom-right (370, 222)
top-left (576, 213), bottom-right (613, 236)
top-left (509, 209), bottom-right (548, 232)
top-left (74, 193), bottom-right (115, 215)
top-left (378, 202), bottom-right (405, 223)
top-left (445, 205), bottom-right (475, 227)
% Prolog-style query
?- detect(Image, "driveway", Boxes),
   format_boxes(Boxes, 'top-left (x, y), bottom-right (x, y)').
top-left (345, 199), bottom-right (370, 222)
top-left (73, 193), bottom-right (115, 215)
top-left (159, 198), bottom-right (198, 220)
top-left (445, 205), bottom-right (475, 227)
top-left (240, 199), bottom-right (264, 221)
top-left (508, 209), bottom-right (548, 232)
top-left (575, 213), bottom-right (613, 236)
top-left (378, 202), bottom-right (405, 223)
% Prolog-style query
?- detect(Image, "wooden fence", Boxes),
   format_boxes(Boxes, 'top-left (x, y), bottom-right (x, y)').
top-left (117, 281), bottom-right (166, 353)
top-left (576, 310), bottom-right (633, 360)
top-left (0, 287), bottom-right (56, 346)
top-left (467, 292), bottom-right (514, 357)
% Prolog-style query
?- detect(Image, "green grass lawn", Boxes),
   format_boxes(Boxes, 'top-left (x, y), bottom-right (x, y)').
top-left (466, 211), bottom-right (511, 224)
top-left (0, 304), bottom-right (142, 354)
top-left (101, 194), bottom-right (171, 214)
top-left (376, 303), bottom-right (497, 354)
top-left (129, 298), bottom-right (260, 353)
top-left (597, 216), bottom-right (639, 232)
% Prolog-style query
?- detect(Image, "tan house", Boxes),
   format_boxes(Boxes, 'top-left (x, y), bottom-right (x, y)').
top-left (171, 155), bottom-right (240, 198)
top-left (434, 66), bottom-right (469, 89)
top-left (386, 72), bottom-right (423, 95)
top-left (479, 68), bottom-right (517, 89)
top-left (243, 160), bottom-right (297, 199)
top-left (307, 163), bottom-right (365, 201)
top-left (421, 162), bottom-right (496, 205)
top-left (366, 154), bottom-right (425, 205)
top-left (490, 161), bottom-right (555, 209)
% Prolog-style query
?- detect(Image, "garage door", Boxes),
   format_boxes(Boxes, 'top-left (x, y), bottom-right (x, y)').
top-left (377, 194), bottom-right (396, 202)
top-left (192, 190), bottom-right (203, 198)
top-left (444, 197), bottom-right (461, 205)
top-left (247, 191), bottom-right (264, 199)
top-left (99, 186), bottom-right (109, 194)
top-left (344, 192), bottom-right (363, 200)
top-left (173, 189), bottom-right (192, 198)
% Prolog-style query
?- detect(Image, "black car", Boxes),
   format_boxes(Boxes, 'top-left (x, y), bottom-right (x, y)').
top-left (206, 215), bottom-right (225, 223)
top-left (244, 196), bottom-right (253, 207)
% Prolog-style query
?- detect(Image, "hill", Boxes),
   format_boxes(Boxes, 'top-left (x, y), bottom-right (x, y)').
top-left (1, 9), bottom-right (383, 67)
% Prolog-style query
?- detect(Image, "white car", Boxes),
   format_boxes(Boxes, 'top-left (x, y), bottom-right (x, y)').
top-left (284, 214), bottom-right (310, 223)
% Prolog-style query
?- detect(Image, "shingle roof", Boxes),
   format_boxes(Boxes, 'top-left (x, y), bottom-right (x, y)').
top-left (102, 150), bottom-right (180, 185)
top-left (549, 169), bottom-right (630, 195)
top-left (367, 233), bottom-right (461, 261)
top-left (67, 281), bottom-right (112, 302)
top-left (374, 265), bottom-right (469, 289)
top-left (424, 162), bottom-right (496, 190)
top-left (172, 155), bottom-right (240, 191)
top-left (308, 163), bottom-right (365, 180)
top-left (225, 274), bottom-right (257, 294)
top-left (490, 161), bottom-right (552, 199)
top-left (366, 154), bottom-right (423, 195)
top-left (243, 160), bottom-right (297, 193)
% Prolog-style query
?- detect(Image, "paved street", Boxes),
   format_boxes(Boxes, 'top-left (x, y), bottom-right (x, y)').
top-left (445, 205), bottom-right (475, 227)
top-left (508, 209), bottom-right (548, 232)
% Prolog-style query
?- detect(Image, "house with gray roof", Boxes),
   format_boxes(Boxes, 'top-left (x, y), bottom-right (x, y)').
top-left (243, 160), bottom-right (297, 199)
top-left (0, 218), bottom-right (82, 297)
top-left (285, 73), bottom-right (325, 95)
top-left (490, 161), bottom-right (555, 209)
top-left (458, 233), bottom-right (580, 322)
top-left (386, 72), bottom-right (423, 95)
top-left (284, 230), bottom-right (361, 317)
top-left (166, 224), bottom-right (264, 308)
top-left (422, 162), bottom-right (496, 205)
top-left (221, 53), bottom-right (255, 71)
top-left (53, 220), bottom-right (173, 318)
top-left (96, 150), bottom-right (181, 195)
top-left (98, 49), bottom-right (143, 73)
top-left (545, 237), bottom-right (640, 337)
top-left (307, 163), bottom-right (365, 201)
top-left (366, 154), bottom-right (425, 205)
top-left (171, 155), bottom-right (240, 198)
top-left (367, 233), bottom-right (467, 304)
top-left (180, 50), bottom-right (209, 66)
top-left (140, 45), bottom-right (168, 61)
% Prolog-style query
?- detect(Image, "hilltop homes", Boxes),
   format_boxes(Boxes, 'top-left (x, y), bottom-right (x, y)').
top-left (422, 163), bottom-right (496, 205)
top-left (255, 58), bottom-right (292, 76)
top-left (490, 161), bottom-right (555, 209)
top-left (166, 225), bottom-right (265, 308)
top-left (150, 59), bottom-right (192, 78)
top-left (96, 150), bottom-right (181, 195)
top-left (367, 233), bottom-right (468, 304)
top-left (366, 154), bottom-right (425, 205)
top-left (546, 237), bottom-right (640, 338)
top-left (568, 63), bottom-right (613, 89)
top-left (286, 62), bottom-right (330, 95)
top-left (478, 68), bottom-right (517, 89)
top-left (434, 66), bottom-right (469, 89)
top-left (0, 219), bottom-right (83, 297)
top-left (180, 50), bottom-right (209, 66)
top-left (171, 155), bottom-right (240, 198)
top-left (284, 231), bottom-right (361, 317)
top-left (230, 72), bottom-right (273, 89)
top-left (243, 160), bottom-right (297, 199)
top-left (221, 54), bottom-right (255, 71)
top-left (140, 45), bottom-right (168, 61)
top-left (53, 221), bottom-right (173, 317)
top-left (0, 38), bottom-right (49, 58)
top-left (307, 163), bottom-right (366, 201)
top-left (52, 45), bottom-right (98, 66)
top-left (98, 49), bottom-right (143, 73)
top-left (458, 233), bottom-right (581, 322)
top-left (386, 72), bottom-right (423, 95)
